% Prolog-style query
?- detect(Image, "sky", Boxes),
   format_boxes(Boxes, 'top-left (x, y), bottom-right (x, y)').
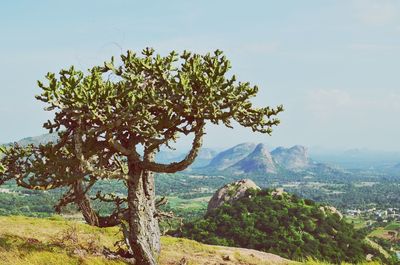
top-left (1, 0), bottom-right (400, 151)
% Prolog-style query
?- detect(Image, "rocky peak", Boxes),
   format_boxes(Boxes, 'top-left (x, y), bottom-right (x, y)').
top-left (271, 145), bottom-right (310, 171)
top-left (207, 179), bottom-right (260, 214)
top-left (252, 143), bottom-right (271, 157)
top-left (229, 143), bottom-right (277, 174)
top-left (206, 143), bottom-right (256, 170)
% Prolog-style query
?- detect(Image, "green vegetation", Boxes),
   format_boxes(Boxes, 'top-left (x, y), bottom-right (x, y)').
top-left (346, 216), bottom-right (368, 230)
top-left (384, 222), bottom-right (400, 231)
top-left (180, 189), bottom-right (395, 264)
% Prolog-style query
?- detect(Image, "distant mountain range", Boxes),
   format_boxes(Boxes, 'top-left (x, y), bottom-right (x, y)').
top-left (203, 143), bottom-right (326, 175)
top-left (229, 144), bottom-right (277, 174)
top-left (5, 133), bottom-right (400, 175)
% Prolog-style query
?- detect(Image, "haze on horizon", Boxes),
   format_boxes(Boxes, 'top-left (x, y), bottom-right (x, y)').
top-left (1, 1), bottom-right (399, 151)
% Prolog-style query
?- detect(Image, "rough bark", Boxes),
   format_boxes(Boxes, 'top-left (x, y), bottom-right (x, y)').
top-left (73, 181), bottom-right (100, 226)
top-left (126, 158), bottom-right (160, 265)
top-left (73, 181), bottom-right (126, 228)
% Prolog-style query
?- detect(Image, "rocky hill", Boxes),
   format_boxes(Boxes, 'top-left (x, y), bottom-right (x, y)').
top-left (203, 143), bottom-right (338, 176)
top-left (229, 144), bottom-right (277, 174)
top-left (181, 180), bottom-right (391, 264)
top-left (271, 145), bottom-right (310, 171)
top-left (206, 143), bottom-right (257, 170)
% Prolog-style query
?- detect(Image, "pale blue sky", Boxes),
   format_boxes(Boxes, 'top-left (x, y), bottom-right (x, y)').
top-left (1, 1), bottom-right (400, 151)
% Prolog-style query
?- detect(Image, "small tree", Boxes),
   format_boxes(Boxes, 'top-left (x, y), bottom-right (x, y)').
top-left (0, 48), bottom-right (282, 265)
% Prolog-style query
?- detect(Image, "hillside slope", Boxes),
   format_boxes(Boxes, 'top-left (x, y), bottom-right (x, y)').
top-left (0, 216), bottom-right (292, 265)
top-left (181, 188), bottom-right (391, 264)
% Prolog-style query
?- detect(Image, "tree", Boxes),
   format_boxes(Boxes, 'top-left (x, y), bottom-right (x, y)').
top-left (0, 48), bottom-right (283, 265)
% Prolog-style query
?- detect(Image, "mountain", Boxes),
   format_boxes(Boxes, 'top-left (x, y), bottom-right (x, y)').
top-left (228, 143), bottom-right (277, 174)
top-left (6, 133), bottom-right (58, 146)
top-left (190, 148), bottom-right (218, 168)
top-left (156, 150), bottom-right (185, 163)
top-left (205, 143), bottom-right (329, 175)
top-left (271, 145), bottom-right (310, 171)
top-left (206, 143), bottom-right (256, 170)
top-left (157, 148), bottom-right (218, 169)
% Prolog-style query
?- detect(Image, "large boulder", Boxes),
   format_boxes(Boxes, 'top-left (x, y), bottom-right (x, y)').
top-left (207, 179), bottom-right (260, 214)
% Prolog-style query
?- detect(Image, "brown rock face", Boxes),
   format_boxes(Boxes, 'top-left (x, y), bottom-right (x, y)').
top-left (207, 179), bottom-right (260, 214)
top-left (319, 206), bottom-right (343, 219)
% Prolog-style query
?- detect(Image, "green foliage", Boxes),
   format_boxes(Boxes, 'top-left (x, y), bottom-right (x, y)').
top-left (384, 222), bottom-right (400, 231)
top-left (36, 48), bottom-right (283, 148)
top-left (180, 189), bottom-right (391, 264)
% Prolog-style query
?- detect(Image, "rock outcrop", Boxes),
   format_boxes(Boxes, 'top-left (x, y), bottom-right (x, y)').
top-left (320, 206), bottom-right (343, 219)
top-left (207, 179), bottom-right (260, 214)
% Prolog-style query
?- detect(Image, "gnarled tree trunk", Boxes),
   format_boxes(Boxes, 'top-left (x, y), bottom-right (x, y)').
top-left (73, 181), bottom-right (100, 226)
top-left (74, 180), bottom-right (126, 228)
top-left (126, 160), bottom-right (160, 265)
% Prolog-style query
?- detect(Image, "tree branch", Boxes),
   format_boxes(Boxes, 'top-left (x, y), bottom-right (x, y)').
top-left (140, 122), bottom-right (205, 173)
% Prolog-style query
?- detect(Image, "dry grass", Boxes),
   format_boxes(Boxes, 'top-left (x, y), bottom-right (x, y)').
top-left (0, 216), bottom-right (384, 265)
top-left (160, 236), bottom-right (291, 265)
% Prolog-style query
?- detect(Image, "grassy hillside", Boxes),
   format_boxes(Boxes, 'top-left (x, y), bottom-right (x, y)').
top-left (0, 216), bottom-right (292, 265)
top-left (0, 216), bottom-right (383, 265)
